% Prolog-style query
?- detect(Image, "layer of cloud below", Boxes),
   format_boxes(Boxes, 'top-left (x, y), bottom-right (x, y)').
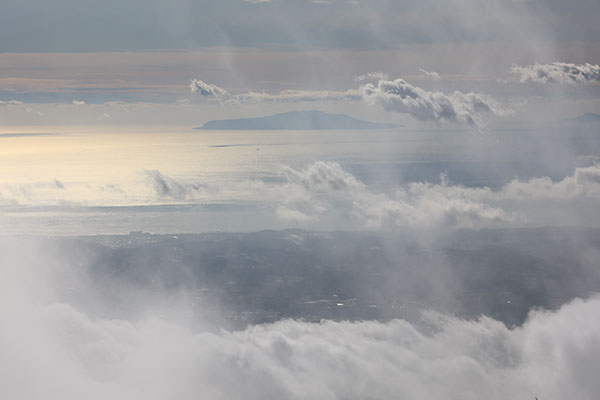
top-left (2, 267), bottom-right (599, 400)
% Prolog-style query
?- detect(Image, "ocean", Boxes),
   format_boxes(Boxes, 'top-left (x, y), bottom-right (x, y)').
top-left (0, 124), bottom-right (596, 234)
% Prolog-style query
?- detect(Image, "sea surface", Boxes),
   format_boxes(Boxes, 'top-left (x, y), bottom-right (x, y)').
top-left (0, 124), bottom-right (595, 234)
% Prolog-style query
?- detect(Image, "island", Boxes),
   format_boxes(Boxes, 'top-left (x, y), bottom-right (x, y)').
top-left (195, 110), bottom-right (400, 130)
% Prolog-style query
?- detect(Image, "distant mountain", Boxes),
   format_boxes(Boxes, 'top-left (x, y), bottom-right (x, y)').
top-left (195, 110), bottom-right (400, 130)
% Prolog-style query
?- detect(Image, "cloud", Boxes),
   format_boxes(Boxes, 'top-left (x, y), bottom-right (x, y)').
top-left (187, 78), bottom-right (509, 124)
top-left (54, 179), bottom-right (65, 189)
top-left (418, 68), bottom-right (441, 80)
top-left (144, 170), bottom-right (205, 201)
top-left (489, 164), bottom-right (600, 202)
top-left (275, 206), bottom-right (317, 224)
top-left (72, 99), bottom-right (86, 105)
top-left (354, 71), bottom-right (389, 82)
top-left (141, 162), bottom-right (507, 230)
top-left (189, 79), bottom-right (230, 99)
top-left (0, 100), bottom-right (23, 105)
top-left (3, 261), bottom-right (600, 400)
top-left (230, 89), bottom-right (362, 104)
top-left (275, 162), bottom-right (515, 229)
top-left (3, 163), bottom-right (599, 230)
top-left (189, 78), bottom-right (361, 104)
top-left (361, 78), bottom-right (509, 126)
top-left (263, 162), bottom-right (600, 229)
top-left (511, 62), bottom-right (600, 84)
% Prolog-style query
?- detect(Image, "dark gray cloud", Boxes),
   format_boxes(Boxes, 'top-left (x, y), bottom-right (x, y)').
top-left (511, 62), bottom-right (600, 84)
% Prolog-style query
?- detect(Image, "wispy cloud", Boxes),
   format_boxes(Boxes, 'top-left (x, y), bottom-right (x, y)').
top-left (190, 78), bottom-right (361, 103)
top-left (230, 89), bottom-right (362, 103)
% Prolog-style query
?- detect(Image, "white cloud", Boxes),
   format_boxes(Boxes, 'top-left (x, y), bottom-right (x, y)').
top-left (262, 162), bottom-right (600, 229)
top-left (354, 71), bottom-right (389, 82)
top-left (72, 99), bottom-right (86, 106)
top-left (511, 62), bottom-right (600, 84)
top-left (273, 162), bottom-right (516, 229)
top-left (499, 164), bottom-right (600, 200)
top-left (189, 79), bottom-right (230, 99)
top-left (3, 267), bottom-right (600, 400)
top-left (361, 78), bottom-right (509, 127)
top-left (418, 68), bottom-right (441, 80)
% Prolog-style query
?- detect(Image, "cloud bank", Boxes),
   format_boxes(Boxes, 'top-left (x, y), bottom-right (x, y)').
top-left (361, 78), bottom-right (508, 126)
top-left (3, 255), bottom-right (600, 400)
top-left (511, 62), bottom-right (600, 84)
top-left (3, 231), bottom-right (600, 400)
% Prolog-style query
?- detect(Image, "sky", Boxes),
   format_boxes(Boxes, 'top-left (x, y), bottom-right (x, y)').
top-left (0, 0), bottom-right (599, 126)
